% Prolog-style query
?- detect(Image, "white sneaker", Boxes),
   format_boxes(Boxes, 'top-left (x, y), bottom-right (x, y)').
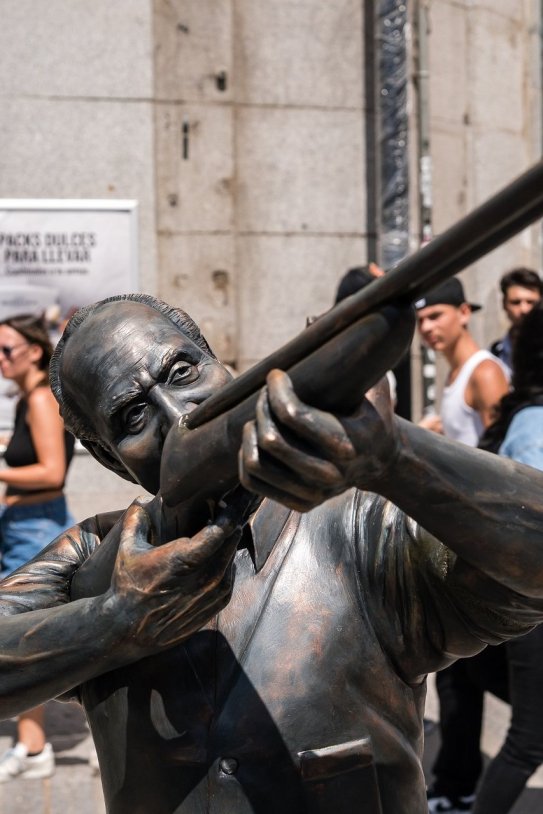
top-left (0, 742), bottom-right (55, 782)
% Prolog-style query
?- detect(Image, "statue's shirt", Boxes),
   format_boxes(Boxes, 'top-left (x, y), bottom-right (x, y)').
top-left (0, 492), bottom-right (541, 814)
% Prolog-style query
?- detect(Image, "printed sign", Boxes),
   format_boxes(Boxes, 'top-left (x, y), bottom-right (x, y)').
top-left (0, 199), bottom-right (138, 321)
top-left (0, 199), bottom-right (138, 426)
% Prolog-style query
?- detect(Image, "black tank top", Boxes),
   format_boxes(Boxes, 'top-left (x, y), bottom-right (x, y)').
top-left (3, 394), bottom-right (75, 497)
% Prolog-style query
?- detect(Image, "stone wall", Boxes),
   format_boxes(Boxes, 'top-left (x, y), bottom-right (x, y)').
top-left (427, 0), bottom-right (542, 348)
top-left (0, 0), bottom-right (158, 294)
top-left (153, 0), bottom-right (370, 371)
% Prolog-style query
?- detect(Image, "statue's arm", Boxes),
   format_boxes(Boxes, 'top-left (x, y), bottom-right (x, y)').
top-left (239, 370), bottom-right (543, 599)
top-left (353, 494), bottom-right (543, 683)
top-left (0, 500), bottom-right (242, 719)
top-left (374, 418), bottom-right (543, 598)
top-left (0, 586), bottom-right (134, 717)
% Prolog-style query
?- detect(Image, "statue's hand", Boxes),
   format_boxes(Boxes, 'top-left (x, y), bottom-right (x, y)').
top-left (106, 499), bottom-right (241, 655)
top-left (239, 369), bottom-right (399, 512)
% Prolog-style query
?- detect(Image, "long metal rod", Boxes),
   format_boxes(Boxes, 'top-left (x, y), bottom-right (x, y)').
top-left (187, 159), bottom-right (543, 429)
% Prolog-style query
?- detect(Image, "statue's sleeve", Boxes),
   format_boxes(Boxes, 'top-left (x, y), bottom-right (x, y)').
top-left (0, 510), bottom-right (123, 615)
top-left (354, 492), bottom-right (543, 683)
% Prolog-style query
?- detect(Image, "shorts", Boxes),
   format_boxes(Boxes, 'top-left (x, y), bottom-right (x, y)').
top-left (0, 496), bottom-right (74, 577)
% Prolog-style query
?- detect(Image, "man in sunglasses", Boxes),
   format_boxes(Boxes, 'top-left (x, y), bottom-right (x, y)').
top-left (0, 293), bottom-right (542, 814)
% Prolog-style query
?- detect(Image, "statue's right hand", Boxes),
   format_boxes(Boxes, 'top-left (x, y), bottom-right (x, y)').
top-left (107, 502), bottom-right (241, 655)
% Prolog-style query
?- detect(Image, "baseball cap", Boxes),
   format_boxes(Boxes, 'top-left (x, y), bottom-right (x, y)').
top-left (414, 277), bottom-right (482, 312)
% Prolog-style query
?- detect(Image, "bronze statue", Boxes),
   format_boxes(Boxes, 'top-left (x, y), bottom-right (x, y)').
top-left (0, 291), bottom-right (542, 814)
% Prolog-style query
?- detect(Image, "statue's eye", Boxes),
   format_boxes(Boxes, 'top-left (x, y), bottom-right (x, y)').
top-left (167, 361), bottom-right (198, 386)
top-left (122, 402), bottom-right (148, 434)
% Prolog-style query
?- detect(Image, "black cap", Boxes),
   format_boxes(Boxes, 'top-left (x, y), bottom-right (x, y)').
top-left (414, 277), bottom-right (482, 312)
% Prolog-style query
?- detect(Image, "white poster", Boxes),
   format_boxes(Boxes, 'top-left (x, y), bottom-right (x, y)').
top-left (0, 199), bottom-right (138, 320)
top-left (0, 199), bottom-right (138, 426)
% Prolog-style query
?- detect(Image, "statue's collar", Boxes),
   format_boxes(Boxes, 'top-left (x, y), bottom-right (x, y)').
top-left (244, 499), bottom-right (294, 572)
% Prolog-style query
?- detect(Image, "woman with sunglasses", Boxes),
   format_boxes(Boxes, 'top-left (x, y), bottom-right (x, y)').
top-left (0, 313), bottom-right (74, 783)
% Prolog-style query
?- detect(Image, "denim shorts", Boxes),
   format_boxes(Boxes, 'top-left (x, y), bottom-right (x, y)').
top-left (0, 496), bottom-right (74, 577)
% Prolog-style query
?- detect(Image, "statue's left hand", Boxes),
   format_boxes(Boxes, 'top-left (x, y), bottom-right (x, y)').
top-left (239, 369), bottom-right (399, 512)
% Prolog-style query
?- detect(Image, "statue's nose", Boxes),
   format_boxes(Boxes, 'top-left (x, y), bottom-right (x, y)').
top-left (149, 385), bottom-right (191, 437)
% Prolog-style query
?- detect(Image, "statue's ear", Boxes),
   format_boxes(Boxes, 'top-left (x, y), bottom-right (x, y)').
top-left (79, 439), bottom-right (138, 485)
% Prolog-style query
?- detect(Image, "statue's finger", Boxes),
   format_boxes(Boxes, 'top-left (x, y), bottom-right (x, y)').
top-left (254, 390), bottom-right (344, 482)
top-left (185, 519), bottom-right (241, 568)
top-left (118, 504), bottom-right (154, 555)
top-left (265, 369), bottom-right (356, 461)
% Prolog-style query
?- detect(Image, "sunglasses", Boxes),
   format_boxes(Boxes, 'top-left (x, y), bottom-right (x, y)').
top-left (0, 342), bottom-right (29, 360)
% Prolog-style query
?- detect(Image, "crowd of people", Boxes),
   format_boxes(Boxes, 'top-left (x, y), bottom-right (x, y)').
top-left (411, 267), bottom-right (543, 814)
top-left (0, 267), bottom-right (540, 814)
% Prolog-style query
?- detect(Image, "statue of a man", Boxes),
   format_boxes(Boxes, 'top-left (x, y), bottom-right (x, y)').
top-left (0, 292), bottom-right (542, 814)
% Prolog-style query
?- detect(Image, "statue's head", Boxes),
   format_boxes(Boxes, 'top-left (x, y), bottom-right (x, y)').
top-left (50, 293), bottom-right (232, 494)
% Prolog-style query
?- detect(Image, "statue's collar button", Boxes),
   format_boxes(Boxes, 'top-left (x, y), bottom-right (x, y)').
top-left (219, 757), bottom-right (238, 775)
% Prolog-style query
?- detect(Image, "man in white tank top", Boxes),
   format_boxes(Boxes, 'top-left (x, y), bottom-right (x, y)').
top-left (415, 277), bottom-right (509, 814)
top-left (415, 277), bottom-right (509, 446)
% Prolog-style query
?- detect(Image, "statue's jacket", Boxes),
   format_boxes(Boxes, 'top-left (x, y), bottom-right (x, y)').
top-left (0, 490), bottom-right (542, 814)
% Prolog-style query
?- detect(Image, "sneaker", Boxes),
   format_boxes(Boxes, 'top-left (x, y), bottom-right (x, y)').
top-left (427, 785), bottom-right (475, 813)
top-left (0, 742), bottom-right (55, 782)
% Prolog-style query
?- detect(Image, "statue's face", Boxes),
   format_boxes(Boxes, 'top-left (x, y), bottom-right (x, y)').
top-left (61, 302), bottom-right (232, 493)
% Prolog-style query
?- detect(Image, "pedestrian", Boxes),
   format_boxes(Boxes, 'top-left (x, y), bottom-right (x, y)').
top-left (473, 300), bottom-right (543, 814)
top-left (334, 263), bottom-right (397, 405)
top-left (415, 278), bottom-right (509, 813)
top-left (416, 276), bottom-right (509, 443)
top-left (0, 313), bottom-right (75, 782)
top-left (490, 267), bottom-right (542, 373)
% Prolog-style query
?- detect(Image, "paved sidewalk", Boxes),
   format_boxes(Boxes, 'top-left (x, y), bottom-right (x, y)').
top-left (0, 702), bottom-right (104, 814)
top-left (0, 679), bottom-right (541, 812)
